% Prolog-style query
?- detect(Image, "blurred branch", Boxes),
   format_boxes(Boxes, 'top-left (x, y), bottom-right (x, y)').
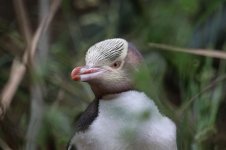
top-left (0, 138), bottom-right (12, 150)
top-left (0, 58), bottom-right (26, 119)
top-left (26, 84), bottom-right (45, 150)
top-left (13, 0), bottom-right (32, 44)
top-left (0, 0), bottom-right (31, 119)
top-left (25, 0), bottom-right (50, 149)
top-left (25, 0), bottom-right (61, 64)
top-left (0, 0), bottom-right (62, 119)
top-left (149, 43), bottom-right (226, 59)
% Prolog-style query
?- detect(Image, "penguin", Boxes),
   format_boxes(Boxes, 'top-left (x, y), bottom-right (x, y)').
top-left (68, 38), bottom-right (177, 150)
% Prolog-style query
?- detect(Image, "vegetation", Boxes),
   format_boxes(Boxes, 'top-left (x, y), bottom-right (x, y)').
top-left (0, 0), bottom-right (226, 149)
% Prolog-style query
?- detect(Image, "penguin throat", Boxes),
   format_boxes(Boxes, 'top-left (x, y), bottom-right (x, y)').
top-left (89, 81), bottom-right (134, 99)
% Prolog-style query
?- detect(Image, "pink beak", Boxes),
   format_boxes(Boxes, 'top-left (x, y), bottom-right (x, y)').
top-left (71, 66), bottom-right (106, 81)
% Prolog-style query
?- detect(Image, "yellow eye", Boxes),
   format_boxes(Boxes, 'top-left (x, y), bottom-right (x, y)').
top-left (111, 61), bottom-right (121, 69)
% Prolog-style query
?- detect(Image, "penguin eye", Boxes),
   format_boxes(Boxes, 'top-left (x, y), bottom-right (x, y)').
top-left (111, 61), bottom-right (122, 69)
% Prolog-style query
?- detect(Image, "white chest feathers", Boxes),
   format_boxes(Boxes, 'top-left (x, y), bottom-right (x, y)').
top-left (70, 91), bottom-right (177, 150)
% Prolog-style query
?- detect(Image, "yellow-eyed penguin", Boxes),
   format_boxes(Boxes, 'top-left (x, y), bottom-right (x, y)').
top-left (68, 38), bottom-right (177, 150)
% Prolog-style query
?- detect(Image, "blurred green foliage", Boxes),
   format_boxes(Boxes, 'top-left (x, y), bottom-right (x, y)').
top-left (0, 0), bottom-right (226, 149)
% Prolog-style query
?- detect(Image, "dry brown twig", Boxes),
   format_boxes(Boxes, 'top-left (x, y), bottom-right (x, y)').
top-left (0, 0), bottom-right (31, 119)
top-left (13, 0), bottom-right (33, 44)
top-left (149, 43), bottom-right (226, 59)
top-left (0, 138), bottom-right (12, 150)
top-left (149, 42), bottom-right (226, 120)
top-left (0, 0), bottom-right (62, 119)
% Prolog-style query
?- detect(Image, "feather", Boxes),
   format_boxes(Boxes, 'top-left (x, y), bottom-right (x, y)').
top-left (85, 38), bottom-right (128, 66)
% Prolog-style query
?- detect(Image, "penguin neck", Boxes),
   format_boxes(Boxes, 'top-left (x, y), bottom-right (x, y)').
top-left (89, 81), bottom-right (135, 100)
